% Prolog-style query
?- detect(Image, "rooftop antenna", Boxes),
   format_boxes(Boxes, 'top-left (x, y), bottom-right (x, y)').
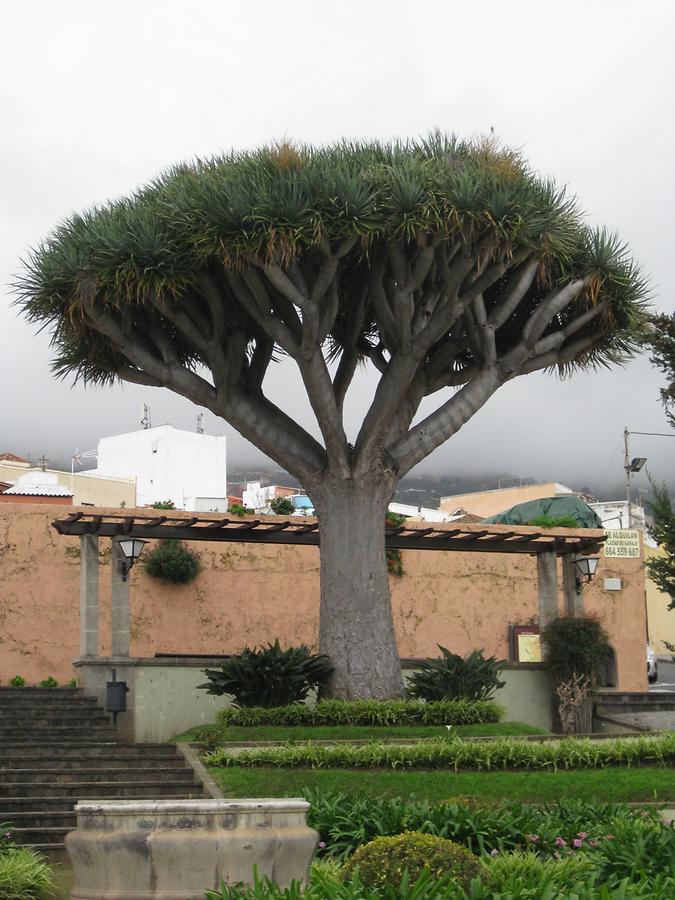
top-left (196, 414), bottom-right (204, 434)
top-left (141, 404), bottom-right (152, 430)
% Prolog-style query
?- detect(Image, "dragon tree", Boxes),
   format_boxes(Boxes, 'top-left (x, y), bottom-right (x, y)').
top-left (18, 136), bottom-right (648, 698)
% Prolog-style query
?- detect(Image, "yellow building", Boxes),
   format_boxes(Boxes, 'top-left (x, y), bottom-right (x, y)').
top-left (439, 482), bottom-right (579, 518)
top-left (0, 455), bottom-right (135, 508)
top-left (645, 544), bottom-right (675, 657)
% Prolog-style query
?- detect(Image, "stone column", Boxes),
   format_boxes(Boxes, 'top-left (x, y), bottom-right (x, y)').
top-left (562, 555), bottom-right (583, 616)
top-left (111, 538), bottom-right (131, 657)
top-left (79, 535), bottom-right (99, 657)
top-left (536, 551), bottom-right (559, 647)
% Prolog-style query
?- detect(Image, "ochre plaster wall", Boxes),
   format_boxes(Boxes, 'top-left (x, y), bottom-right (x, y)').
top-left (0, 503), bottom-right (647, 691)
top-left (644, 545), bottom-right (675, 656)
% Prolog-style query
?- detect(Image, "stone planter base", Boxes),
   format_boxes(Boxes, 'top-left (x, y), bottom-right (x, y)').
top-left (65, 799), bottom-right (318, 899)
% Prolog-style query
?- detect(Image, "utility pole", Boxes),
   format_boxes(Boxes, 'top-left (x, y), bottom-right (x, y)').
top-left (624, 426), bottom-right (632, 527)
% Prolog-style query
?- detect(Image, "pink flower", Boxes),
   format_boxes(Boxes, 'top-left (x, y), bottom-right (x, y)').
top-left (526, 834), bottom-right (540, 843)
top-left (573, 839), bottom-right (583, 848)
top-left (490, 849), bottom-right (499, 857)
top-left (318, 841), bottom-right (326, 849)
top-left (589, 840), bottom-right (598, 848)
top-left (577, 832), bottom-right (588, 840)
top-left (554, 837), bottom-right (567, 847)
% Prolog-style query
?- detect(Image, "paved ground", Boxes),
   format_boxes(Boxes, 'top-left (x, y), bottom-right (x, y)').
top-left (651, 659), bottom-right (675, 692)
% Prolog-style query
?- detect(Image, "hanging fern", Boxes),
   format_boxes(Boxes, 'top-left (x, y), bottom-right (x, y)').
top-left (143, 539), bottom-right (201, 584)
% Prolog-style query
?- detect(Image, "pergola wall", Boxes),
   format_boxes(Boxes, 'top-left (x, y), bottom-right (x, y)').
top-left (47, 510), bottom-right (609, 739)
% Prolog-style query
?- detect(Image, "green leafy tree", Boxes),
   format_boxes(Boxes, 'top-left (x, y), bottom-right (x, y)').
top-left (648, 312), bottom-right (675, 428)
top-left (644, 313), bottom-right (675, 607)
top-left (269, 496), bottom-right (295, 515)
top-left (17, 136), bottom-right (648, 698)
top-left (645, 480), bottom-right (675, 609)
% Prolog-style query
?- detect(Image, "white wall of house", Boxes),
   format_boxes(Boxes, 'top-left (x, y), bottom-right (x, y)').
top-left (387, 502), bottom-right (459, 523)
top-left (95, 425), bottom-right (226, 510)
top-left (590, 500), bottom-right (646, 531)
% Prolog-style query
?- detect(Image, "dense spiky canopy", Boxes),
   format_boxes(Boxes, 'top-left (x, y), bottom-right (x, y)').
top-left (18, 135), bottom-right (649, 484)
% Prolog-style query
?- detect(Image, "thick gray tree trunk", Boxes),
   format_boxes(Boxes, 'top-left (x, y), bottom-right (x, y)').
top-left (311, 477), bottom-right (405, 699)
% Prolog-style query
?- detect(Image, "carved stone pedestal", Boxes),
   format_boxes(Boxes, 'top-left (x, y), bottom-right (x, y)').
top-left (66, 798), bottom-right (318, 899)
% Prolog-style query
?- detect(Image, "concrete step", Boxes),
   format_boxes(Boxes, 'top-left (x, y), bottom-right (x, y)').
top-left (1, 797), bottom-right (83, 814)
top-left (0, 714), bottom-right (113, 728)
top-left (0, 742), bottom-right (179, 756)
top-left (0, 698), bottom-right (100, 710)
top-left (0, 688), bottom-right (83, 697)
top-left (596, 701), bottom-right (675, 714)
top-left (11, 826), bottom-right (71, 846)
top-left (1, 754), bottom-right (185, 770)
top-left (0, 768), bottom-right (199, 784)
top-left (6, 811), bottom-right (76, 829)
top-left (0, 781), bottom-right (205, 798)
top-left (0, 726), bottom-right (118, 741)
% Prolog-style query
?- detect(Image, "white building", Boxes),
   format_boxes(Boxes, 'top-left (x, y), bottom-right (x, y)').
top-left (387, 502), bottom-right (461, 523)
top-left (242, 481), bottom-right (301, 513)
top-left (589, 500), bottom-right (647, 532)
top-left (95, 425), bottom-right (227, 511)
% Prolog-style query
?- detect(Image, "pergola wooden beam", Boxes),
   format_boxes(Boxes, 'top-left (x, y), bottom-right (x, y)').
top-left (53, 511), bottom-right (605, 556)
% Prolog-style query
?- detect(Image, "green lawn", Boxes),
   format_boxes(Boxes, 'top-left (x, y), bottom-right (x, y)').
top-left (173, 721), bottom-right (545, 743)
top-left (209, 765), bottom-right (675, 803)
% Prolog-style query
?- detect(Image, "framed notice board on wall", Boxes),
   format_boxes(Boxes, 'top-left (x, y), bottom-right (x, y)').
top-left (510, 625), bottom-right (542, 663)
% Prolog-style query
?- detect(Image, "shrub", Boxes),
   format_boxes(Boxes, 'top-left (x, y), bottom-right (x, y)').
top-left (343, 832), bottom-right (482, 890)
top-left (204, 732), bottom-right (675, 771)
top-left (9, 676), bottom-right (26, 687)
top-left (143, 539), bottom-right (200, 584)
top-left (527, 515), bottom-right (580, 529)
top-left (66, 677), bottom-right (77, 689)
top-left (485, 851), bottom-right (598, 896)
top-left (304, 792), bottom-right (655, 862)
top-left (38, 676), bottom-right (58, 688)
top-left (152, 499), bottom-right (176, 509)
top-left (199, 640), bottom-right (333, 707)
top-left (407, 647), bottom-right (506, 702)
top-left (270, 496), bottom-right (295, 516)
top-left (541, 616), bottom-right (612, 684)
top-left (215, 698), bottom-right (501, 727)
top-left (229, 502), bottom-right (254, 516)
top-left (0, 845), bottom-right (53, 899)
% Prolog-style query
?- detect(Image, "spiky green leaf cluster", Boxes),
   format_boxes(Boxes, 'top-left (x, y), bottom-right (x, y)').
top-left (17, 134), bottom-right (649, 385)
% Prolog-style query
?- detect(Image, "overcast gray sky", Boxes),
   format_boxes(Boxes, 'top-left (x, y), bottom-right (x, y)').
top-left (1, 0), bottom-right (673, 498)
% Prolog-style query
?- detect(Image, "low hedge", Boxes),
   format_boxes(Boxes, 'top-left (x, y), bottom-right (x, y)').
top-left (216, 698), bottom-right (501, 727)
top-left (204, 732), bottom-right (675, 771)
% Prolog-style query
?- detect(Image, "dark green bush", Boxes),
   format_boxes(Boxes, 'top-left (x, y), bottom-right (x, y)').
top-left (151, 499), bottom-right (176, 509)
top-left (215, 698), bottom-right (501, 727)
top-left (229, 502), bottom-right (254, 516)
top-left (199, 640), bottom-right (333, 707)
top-left (527, 515), bottom-right (580, 528)
top-left (143, 539), bottom-right (200, 584)
top-left (270, 496), bottom-right (295, 515)
top-left (37, 676), bottom-right (58, 688)
top-left (541, 616), bottom-right (612, 684)
top-left (343, 832), bottom-right (482, 890)
top-left (407, 647), bottom-right (506, 702)
top-left (9, 676), bottom-right (26, 687)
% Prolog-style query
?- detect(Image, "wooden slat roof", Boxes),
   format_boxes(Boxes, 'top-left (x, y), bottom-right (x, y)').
top-left (52, 510), bottom-right (606, 556)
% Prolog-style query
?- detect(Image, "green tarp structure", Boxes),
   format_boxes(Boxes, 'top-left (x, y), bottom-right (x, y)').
top-left (483, 495), bottom-right (603, 528)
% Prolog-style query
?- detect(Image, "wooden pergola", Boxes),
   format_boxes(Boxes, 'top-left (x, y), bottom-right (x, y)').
top-left (52, 510), bottom-right (606, 662)
top-left (53, 510), bottom-right (605, 555)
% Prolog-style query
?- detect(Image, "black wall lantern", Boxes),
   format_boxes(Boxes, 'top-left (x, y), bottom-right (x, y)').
top-left (118, 538), bottom-right (147, 581)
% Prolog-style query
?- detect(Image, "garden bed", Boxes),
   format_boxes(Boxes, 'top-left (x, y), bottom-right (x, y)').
top-left (174, 721), bottom-right (545, 744)
top-left (209, 765), bottom-right (675, 804)
top-left (204, 732), bottom-right (675, 771)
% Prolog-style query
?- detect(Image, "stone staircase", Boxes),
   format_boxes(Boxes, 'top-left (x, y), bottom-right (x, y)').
top-left (0, 687), bottom-right (209, 852)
